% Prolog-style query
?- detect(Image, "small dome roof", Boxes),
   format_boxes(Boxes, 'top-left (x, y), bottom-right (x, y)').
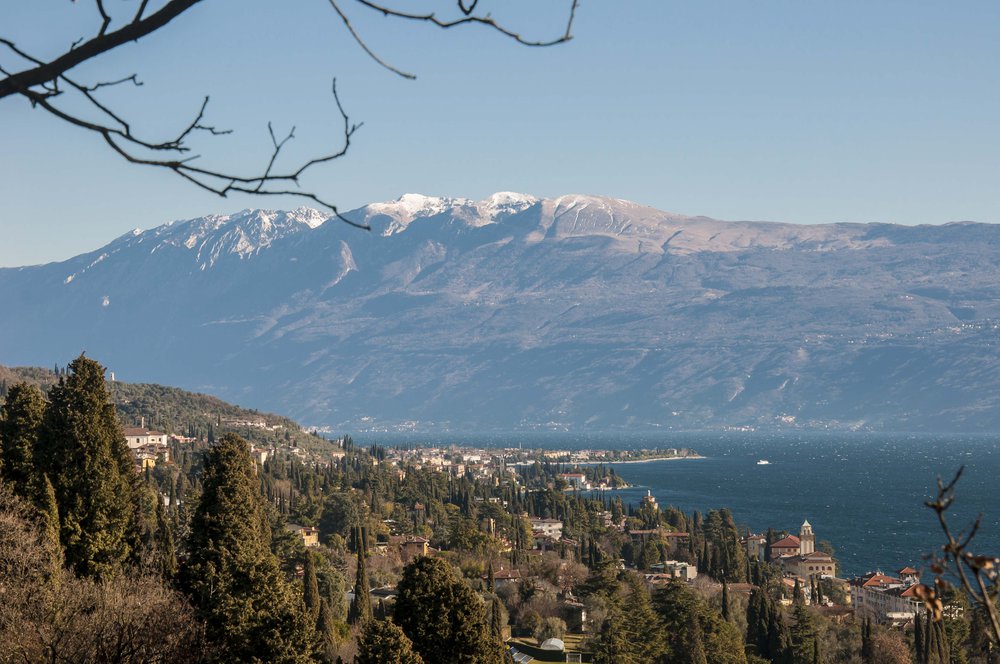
top-left (540, 638), bottom-right (565, 651)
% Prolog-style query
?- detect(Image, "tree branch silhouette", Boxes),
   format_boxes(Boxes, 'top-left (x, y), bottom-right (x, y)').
top-left (1, 0), bottom-right (579, 226)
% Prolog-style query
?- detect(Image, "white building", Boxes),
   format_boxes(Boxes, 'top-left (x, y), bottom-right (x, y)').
top-left (123, 427), bottom-right (168, 450)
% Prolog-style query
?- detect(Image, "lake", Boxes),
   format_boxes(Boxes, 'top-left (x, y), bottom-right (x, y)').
top-left (354, 431), bottom-right (1000, 577)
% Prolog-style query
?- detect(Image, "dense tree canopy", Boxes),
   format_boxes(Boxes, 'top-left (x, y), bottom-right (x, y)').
top-left (395, 556), bottom-right (507, 664)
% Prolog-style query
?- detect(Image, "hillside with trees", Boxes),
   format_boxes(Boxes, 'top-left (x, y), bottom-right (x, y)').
top-left (0, 361), bottom-right (334, 454)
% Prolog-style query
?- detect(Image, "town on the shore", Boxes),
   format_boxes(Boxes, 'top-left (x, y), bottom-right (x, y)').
top-left (122, 419), bottom-right (943, 663)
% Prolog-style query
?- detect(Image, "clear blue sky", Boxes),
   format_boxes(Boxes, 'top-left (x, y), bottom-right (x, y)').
top-left (2, 0), bottom-right (999, 266)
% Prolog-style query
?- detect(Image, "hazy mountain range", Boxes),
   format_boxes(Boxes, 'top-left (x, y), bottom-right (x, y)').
top-left (3, 192), bottom-right (999, 432)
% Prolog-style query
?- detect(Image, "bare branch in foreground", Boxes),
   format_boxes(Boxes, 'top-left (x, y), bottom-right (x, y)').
top-left (923, 466), bottom-right (1000, 643)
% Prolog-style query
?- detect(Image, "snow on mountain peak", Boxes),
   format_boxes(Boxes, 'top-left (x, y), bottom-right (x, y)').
top-left (476, 192), bottom-right (539, 218)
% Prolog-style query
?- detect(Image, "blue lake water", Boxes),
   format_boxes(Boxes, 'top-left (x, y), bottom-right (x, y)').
top-left (354, 431), bottom-right (1000, 577)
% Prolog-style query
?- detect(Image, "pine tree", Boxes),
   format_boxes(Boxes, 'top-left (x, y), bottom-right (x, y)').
top-left (357, 619), bottom-right (424, 664)
top-left (36, 356), bottom-right (139, 578)
top-left (0, 382), bottom-right (46, 498)
top-left (304, 551), bottom-right (321, 624)
top-left (181, 432), bottom-right (313, 663)
top-left (593, 602), bottom-right (636, 664)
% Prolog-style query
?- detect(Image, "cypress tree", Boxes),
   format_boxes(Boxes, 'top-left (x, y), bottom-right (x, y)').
top-left (36, 355), bottom-right (139, 578)
top-left (304, 552), bottom-right (321, 624)
top-left (793, 578), bottom-right (803, 605)
top-left (490, 595), bottom-right (505, 640)
top-left (181, 432), bottom-right (313, 663)
top-left (486, 559), bottom-right (495, 592)
top-left (349, 525), bottom-right (372, 625)
top-left (721, 579), bottom-right (731, 622)
top-left (316, 599), bottom-right (339, 664)
top-left (154, 493), bottom-right (176, 577)
top-left (39, 473), bottom-right (63, 575)
top-left (914, 615), bottom-right (924, 664)
top-left (861, 618), bottom-right (875, 664)
top-left (0, 382), bottom-right (46, 498)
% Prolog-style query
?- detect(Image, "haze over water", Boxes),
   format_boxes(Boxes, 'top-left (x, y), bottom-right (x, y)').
top-left (356, 432), bottom-right (1000, 578)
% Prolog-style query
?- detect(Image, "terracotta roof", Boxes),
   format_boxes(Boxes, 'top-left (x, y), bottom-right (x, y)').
top-left (123, 427), bottom-right (166, 437)
top-left (802, 551), bottom-right (833, 560)
top-left (771, 535), bottom-right (801, 549)
top-left (898, 566), bottom-right (918, 575)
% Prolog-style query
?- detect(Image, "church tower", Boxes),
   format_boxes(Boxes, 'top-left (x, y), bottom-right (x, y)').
top-left (799, 519), bottom-right (815, 555)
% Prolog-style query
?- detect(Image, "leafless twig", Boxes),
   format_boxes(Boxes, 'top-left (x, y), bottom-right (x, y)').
top-left (1, 0), bottom-right (579, 224)
top-left (922, 467), bottom-right (1000, 642)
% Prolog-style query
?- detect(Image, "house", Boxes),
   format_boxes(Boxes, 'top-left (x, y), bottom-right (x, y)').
top-left (770, 534), bottom-right (801, 559)
top-left (390, 535), bottom-right (430, 562)
top-left (782, 550), bottom-right (837, 579)
top-left (123, 427), bottom-right (168, 450)
top-left (528, 517), bottom-right (564, 540)
top-left (287, 524), bottom-right (320, 547)
top-left (557, 473), bottom-right (589, 489)
top-left (650, 560), bottom-right (698, 581)
top-left (850, 571), bottom-right (924, 623)
top-left (744, 533), bottom-right (767, 560)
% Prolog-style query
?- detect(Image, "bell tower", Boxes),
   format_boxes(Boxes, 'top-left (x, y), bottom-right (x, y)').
top-left (799, 519), bottom-right (815, 555)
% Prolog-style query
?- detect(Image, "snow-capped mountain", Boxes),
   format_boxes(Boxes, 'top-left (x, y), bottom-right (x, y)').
top-left (3, 193), bottom-right (1000, 432)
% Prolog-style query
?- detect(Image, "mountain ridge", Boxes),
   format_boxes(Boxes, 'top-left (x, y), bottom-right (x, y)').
top-left (3, 192), bottom-right (1000, 432)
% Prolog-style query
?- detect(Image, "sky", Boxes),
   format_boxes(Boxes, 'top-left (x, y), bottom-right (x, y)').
top-left (2, 0), bottom-right (999, 266)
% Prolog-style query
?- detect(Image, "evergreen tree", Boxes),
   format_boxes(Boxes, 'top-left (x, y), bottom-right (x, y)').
top-left (356, 619), bottom-right (424, 664)
top-left (304, 551), bottom-right (321, 624)
top-left (0, 382), bottom-right (46, 498)
top-left (395, 557), bottom-right (506, 664)
top-left (36, 355), bottom-right (139, 578)
top-left (722, 579), bottom-right (731, 622)
top-left (593, 602), bottom-right (637, 664)
top-left (316, 599), bottom-right (339, 664)
top-left (862, 618), bottom-right (874, 663)
top-left (154, 493), bottom-right (176, 577)
top-left (914, 615), bottom-right (924, 664)
top-left (688, 611), bottom-right (709, 664)
top-left (349, 526), bottom-right (372, 624)
top-left (39, 473), bottom-right (63, 575)
top-left (790, 601), bottom-right (817, 664)
top-left (490, 595), bottom-right (505, 641)
top-left (181, 432), bottom-right (313, 663)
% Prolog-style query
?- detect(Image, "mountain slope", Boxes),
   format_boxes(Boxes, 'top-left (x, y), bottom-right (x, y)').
top-left (2, 194), bottom-right (1000, 432)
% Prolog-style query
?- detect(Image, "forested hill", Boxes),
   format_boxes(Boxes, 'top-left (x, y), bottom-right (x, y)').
top-left (0, 363), bottom-right (334, 453)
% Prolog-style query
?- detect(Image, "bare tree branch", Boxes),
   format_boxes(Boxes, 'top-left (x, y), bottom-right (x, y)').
top-left (329, 0), bottom-right (416, 80)
top-left (353, 0), bottom-right (579, 48)
top-left (924, 467), bottom-right (1000, 643)
top-left (1, 0), bottom-right (579, 224)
